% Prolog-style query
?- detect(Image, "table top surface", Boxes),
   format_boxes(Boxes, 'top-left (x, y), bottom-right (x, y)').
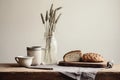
top-left (0, 63), bottom-right (120, 73)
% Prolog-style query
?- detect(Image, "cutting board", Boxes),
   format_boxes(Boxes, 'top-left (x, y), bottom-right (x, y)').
top-left (59, 61), bottom-right (107, 68)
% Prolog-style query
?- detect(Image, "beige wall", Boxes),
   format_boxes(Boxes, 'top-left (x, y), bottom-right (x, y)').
top-left (0, 0), bottom-right (120, 63)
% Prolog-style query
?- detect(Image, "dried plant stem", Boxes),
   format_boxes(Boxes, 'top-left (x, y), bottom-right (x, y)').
top-left (45, 36), bottom-right (52, 63)
top-left (53, 24), bottom-right (56, 32)
top-left (40, 13), bottom-right (45, 24)
top-left (40, 3), bottom-right (62, 64)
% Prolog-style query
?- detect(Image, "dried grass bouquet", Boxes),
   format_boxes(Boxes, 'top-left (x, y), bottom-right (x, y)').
top-left (40, 4), bottom-right (62, 64)
top-left (40, 4), bottom-right (62, 36)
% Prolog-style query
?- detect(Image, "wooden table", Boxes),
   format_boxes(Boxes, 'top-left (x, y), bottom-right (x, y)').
top-left (0, 63), bottom-right (120, 80)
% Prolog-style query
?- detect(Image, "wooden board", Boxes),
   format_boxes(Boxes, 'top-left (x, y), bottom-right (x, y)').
top-left (59, 61), bottom-right (107, 68)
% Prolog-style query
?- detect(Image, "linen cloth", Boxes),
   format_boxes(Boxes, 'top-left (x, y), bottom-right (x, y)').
top-left (30, 65), bottom-right (102, 80)
top-left (54, 65), bottom-right (101, 80)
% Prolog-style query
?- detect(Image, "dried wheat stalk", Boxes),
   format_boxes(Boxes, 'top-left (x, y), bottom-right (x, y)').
top-left (40, 4), bottom-right (62, 36)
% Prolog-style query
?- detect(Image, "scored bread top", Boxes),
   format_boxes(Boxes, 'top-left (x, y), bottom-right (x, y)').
top-left (82, 53), bottom-right (104, 62)
top-left (63, 50), bottom-right (82, 62)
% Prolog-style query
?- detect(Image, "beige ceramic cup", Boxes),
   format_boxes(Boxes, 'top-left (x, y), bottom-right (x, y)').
top-left (15, 56), bottom-right (33, 67)
top-left (27, 46), bottom-right (44, 65)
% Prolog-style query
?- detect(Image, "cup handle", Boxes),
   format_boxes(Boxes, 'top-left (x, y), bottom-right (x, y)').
top-left (15, 57), bottom-right (19, 63)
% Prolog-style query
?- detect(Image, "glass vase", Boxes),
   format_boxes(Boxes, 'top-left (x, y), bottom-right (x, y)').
top-left (43, 32), bottom-right (57, 64)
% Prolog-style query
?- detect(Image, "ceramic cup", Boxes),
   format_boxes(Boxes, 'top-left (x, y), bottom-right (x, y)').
top-left (27, 46), bottom-right (44, 65)
top-left (15, 56), bottom-right (33, 67)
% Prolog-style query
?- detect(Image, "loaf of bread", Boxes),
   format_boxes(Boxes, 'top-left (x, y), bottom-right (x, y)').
top-left (63, 50), bottom-right (82, 62)
top-left (82, 53), bottom-right (104, 62)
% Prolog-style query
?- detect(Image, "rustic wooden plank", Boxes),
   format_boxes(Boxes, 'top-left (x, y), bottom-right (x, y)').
top-left (59, 61), bottom-right (107, 68)
top-left (95, 64), bottom-right (120, 80)
top-left (0, 63), bottom-right (74, 80)
top-left (0, 63), bottom-right (120, 80)
top-left (0, 72), bottom-right (71, 80)
top-left (95, 72), bottom-right (120, 80)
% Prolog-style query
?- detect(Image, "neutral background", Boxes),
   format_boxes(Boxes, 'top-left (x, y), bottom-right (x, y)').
top-left (0, 0), bottom-right (120, 63)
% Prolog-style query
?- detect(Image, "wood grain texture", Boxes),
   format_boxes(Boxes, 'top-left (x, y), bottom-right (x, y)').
top-left (59, 61), bottom-right (107, 68)
top-left (95, 64), bottom-right (120, 80)
top-left (0, 63), bottom-right (74, 80)
top-left (0, 63), bottom-right (120, 80)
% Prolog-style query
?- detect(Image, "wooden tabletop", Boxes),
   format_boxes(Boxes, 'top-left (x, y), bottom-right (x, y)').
top-left (0, 63), bottom-right (120, 80)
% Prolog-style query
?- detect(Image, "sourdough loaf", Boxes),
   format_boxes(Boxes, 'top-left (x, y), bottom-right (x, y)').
top-left (63, 50), bottom-right (82, 62)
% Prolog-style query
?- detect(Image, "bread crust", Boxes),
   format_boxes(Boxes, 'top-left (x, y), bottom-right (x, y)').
top-left (63, 50), bottom-right (82, 62)
top-left (82, 53), bottom-right (104, 62)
